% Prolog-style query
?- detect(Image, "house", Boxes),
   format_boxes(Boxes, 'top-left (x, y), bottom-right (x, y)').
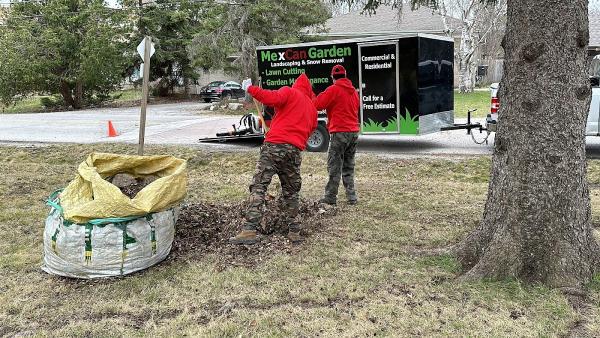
top-left (313, 6), bottom-right (460, 39)
top-left (309, 6), bottom-right (502, 86)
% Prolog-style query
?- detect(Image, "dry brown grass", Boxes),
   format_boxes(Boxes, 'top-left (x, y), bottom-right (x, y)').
top-left (0, 143), bottom-right (596, 336)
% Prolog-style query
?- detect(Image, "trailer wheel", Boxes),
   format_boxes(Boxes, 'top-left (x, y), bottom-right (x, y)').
top-left (306, 124), bottom-right (329, 152)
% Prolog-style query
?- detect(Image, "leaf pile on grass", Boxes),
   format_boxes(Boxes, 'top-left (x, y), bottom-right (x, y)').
top-left (171, 198), bottom-right (334, 270)
top-left (0, 144), bottom-right (594, 336)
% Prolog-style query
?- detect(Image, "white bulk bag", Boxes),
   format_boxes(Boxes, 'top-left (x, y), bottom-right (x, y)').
top-left (42, 205), bottom-right (179, 279)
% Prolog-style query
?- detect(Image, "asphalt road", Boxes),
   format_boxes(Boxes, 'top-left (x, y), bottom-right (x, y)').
top-left (0, 102), bottom-right (227, 145)
top-left (3, 102), bottom-right (600, 158)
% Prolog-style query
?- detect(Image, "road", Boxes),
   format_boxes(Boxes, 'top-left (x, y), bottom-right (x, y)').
top-left (0, 102), bottom-right (229, 145)
top-left (3, 102), bottom-right (600, 157)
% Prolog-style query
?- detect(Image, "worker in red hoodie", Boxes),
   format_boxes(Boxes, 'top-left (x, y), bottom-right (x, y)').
top-left (229, 73), bottom-right (318, 245)
top-left (314, 65), bottom-right (360, 206)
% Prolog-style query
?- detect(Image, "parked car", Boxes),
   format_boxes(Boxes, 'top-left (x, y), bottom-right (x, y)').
top-left (200, 81), bottom-right (245, 102)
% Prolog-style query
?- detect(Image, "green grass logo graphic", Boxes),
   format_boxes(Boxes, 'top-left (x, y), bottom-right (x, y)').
top-left (361, 109), bottom-right (419, 134)
top-left (399, 109), bottom-right (419, 134)
top-left (362, 117), bottom-right (398, 133)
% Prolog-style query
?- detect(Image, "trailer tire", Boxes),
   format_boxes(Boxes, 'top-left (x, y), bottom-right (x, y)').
top-left (306, 123), bottom-right (329, 152)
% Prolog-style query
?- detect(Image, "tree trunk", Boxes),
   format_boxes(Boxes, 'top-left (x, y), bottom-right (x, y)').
top-left (240, 36), bottom-right (258, 83)
top-left (458, 54), bottom-right (475, 93)
top-left (59, 80), bottom-right (75, 109)
top-left (458, 22), bottom-right (475, 93)
top-left (73, 80), bottom-right (83, 109)
top-left (455, 0), bottom-right (599, 288)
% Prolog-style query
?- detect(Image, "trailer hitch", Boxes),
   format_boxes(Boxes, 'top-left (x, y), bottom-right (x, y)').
top-left (440, 109), bottom-right (493, 145)
top-left (440, 109), bottom-right (485, 134)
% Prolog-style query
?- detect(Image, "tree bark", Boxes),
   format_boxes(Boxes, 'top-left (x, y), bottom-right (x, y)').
top-left (73, 80), bottom-right (83, 109)
top-left (59, 80), bottom-right (75, 109)
top-left (458, 20), bottom-right (476, 93)
top-left (455, 0), bottom-right (599, 288)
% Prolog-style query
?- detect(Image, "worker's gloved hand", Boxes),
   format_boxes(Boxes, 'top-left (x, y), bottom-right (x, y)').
top-left (241, 78), bottom-right (252, 92)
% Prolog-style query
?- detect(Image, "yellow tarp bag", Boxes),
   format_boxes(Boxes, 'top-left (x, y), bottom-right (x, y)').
top-left (60, 153), bottom-right (187, 224)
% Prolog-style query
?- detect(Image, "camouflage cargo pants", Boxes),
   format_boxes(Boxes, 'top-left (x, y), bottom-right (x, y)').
top-left (323, 132), bottom-right (359, 204)
top-left (244, 142), bottom-right (302, 231)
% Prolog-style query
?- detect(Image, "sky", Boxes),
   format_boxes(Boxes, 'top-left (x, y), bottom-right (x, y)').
top-left (105, 0), bottom-right (120, 9)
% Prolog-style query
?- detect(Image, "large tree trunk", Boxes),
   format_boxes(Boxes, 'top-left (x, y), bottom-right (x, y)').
top-left (59, 80), bottom-right (75, 109)
top-left (455, 0), bottom-right (599, 288)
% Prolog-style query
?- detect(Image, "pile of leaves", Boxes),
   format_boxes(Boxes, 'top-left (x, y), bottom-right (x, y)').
top-left (171, 197), bottom-right (335, 269)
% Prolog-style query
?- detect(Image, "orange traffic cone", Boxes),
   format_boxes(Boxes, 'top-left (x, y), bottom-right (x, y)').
top-left (108, 121), bottom-right (118, 137)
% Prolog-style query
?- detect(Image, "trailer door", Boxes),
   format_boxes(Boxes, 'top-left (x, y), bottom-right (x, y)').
top-left (358, 42), bottom-right (400, 134)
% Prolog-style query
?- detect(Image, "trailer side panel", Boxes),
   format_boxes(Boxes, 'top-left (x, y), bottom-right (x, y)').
top-left (417, 37), bottom-right (454, 135)
top-left (397, 37), bottom-right (419, 135)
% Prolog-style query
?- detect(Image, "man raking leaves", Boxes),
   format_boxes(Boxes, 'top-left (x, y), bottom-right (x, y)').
top-left (230, 74), bottom-right (318, 245)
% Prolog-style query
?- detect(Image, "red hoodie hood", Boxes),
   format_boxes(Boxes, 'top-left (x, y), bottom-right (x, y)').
top-left (247, 72), bottom-right (318, 150)
top-left (334, 78), bottom-right (357, 94)
top-left (313, 77), bottom-right (360, 133)
top-left (292, 73), bottom-right (314, 98)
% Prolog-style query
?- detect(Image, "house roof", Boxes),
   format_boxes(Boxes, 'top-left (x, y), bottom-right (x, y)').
top-left (319, 7), bottom-right (600, 52)
top-left (313, 6), bottom-right (461, 38)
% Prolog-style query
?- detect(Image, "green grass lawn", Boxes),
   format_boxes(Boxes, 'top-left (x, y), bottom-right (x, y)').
top-left (0, 96), bottom-right (51, 114)
top-left (2, 89), bottom-right (491, 119)
top-left (109, 88), bottom-right (141, 102)
top-left (0, 89), bottom-right (143, 114)
top-left (1, 143), bottom-right (599, 336)
top-left (454, 90), bottom-right (490, 119)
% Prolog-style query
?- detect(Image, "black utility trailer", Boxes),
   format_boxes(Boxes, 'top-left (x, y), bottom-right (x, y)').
top-left (201, 34), bottom-right (483, 151)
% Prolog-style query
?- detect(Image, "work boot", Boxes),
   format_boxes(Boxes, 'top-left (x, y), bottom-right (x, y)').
top-left (229, 229), bottom-right (259, 245)
top-left (347, 198), bottom-right (358, 205)
top-left (318, 197), bottom-right (336, 206)
top-left (287, 230), bottom-right (304, 244)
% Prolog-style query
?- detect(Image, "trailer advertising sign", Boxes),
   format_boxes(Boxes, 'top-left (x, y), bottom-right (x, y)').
top-left (358, 43), bottom-right (399, 133)
top-left (256, 43), bottom-right (359, 95)
top-left (255, 35), bottom-right (454, 138)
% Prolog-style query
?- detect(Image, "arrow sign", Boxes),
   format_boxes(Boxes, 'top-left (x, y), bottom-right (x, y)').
top-left (137, 39), bottom-right (155, 60)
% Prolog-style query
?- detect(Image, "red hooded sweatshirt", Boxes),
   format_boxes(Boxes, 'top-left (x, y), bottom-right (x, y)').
top-left (248, 73), bottom-right (318, 151)
top-left (314, 78), bottom-right (360, 133)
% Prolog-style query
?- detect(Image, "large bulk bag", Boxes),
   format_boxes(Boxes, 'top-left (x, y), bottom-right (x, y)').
top-left (42, 153), bottom-right (187, 278)
top-left (43, 205), bottom-right (179, 278)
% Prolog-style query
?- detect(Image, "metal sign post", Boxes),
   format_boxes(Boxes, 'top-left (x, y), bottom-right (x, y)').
top-left (137, 36), bottom-right (154, 155)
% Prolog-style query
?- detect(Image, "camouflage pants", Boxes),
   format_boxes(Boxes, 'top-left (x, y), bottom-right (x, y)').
top-left (323, 132), bottom-right (359, 203)
top-left (245, 142), bottom-right (302, 231)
